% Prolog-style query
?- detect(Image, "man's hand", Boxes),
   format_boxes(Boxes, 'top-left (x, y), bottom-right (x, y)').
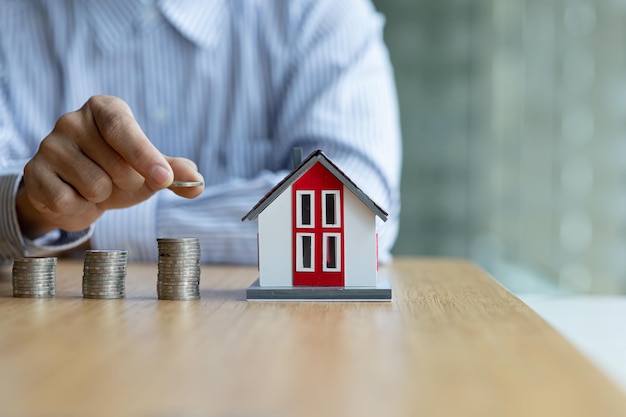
top-left (16, 95), bottom-right (204, 239)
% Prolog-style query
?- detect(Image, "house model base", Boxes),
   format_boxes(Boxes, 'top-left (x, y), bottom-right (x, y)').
top-left (246, 277), bottom-right (392, 301)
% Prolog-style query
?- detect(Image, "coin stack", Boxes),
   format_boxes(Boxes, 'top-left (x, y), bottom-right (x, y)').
top-left (157, 237), bottom-right (201, 300)
top-left (82, 250), bottom-right (128, 299)
top-left (12, 257), bottom-right (57, 298)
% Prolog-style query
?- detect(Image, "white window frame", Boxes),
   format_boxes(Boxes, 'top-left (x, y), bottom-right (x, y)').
top-left (296, 190), bottom-right (315, 228)
top-left (296, 233), bottom-right (315, 272)
top-left (322, 190), bottom-right (341, 227)
top-left (322, 233), bottom-right (341, 272)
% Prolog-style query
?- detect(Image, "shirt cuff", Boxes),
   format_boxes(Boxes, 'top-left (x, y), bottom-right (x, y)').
top-left (0, 170), bottom-right (93, 259)
top-left (91, 196), bottom-right (158, 263)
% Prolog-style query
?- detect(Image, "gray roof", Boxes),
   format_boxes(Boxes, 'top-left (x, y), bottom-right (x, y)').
top-left (242, 150), bottom-right (388, 222)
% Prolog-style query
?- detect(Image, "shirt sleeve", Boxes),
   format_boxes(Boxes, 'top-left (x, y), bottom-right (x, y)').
top-left (90, 0), bottom-right (401, 265)
top-left (0, 165), bottom-right (94, 267)
top-left (0, 52), bottom-right (92, 266)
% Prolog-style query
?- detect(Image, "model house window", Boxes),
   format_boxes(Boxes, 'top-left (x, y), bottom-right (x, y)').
top-left (296, 191), bottom-right (314, 228)
top-left (322, 190), bottom-right (341, 227)
top-left (323, 233), bottom-right (341, 271)
top-left (296, 233), bottom-right (315, 272)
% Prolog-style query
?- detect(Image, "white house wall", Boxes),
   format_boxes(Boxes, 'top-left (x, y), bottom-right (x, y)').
top-left (258, 186), bottom-right (292, 286)
top-left (343, 186), bottom-right (378, 287)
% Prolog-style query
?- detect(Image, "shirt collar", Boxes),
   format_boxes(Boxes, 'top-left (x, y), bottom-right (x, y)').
top-left (84, 0), bottom-right (226, 53)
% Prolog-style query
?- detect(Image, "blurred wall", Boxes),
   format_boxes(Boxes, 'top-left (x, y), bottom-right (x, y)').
top-left (376, 0), bottom-right (626, 293)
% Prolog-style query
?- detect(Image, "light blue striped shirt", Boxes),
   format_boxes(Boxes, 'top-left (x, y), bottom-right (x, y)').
top-left (0, 0), bottom-right (401, 265)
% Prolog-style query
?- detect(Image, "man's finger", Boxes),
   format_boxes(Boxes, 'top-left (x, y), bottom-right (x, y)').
top-left (85, 95), bottom-right (173, 188)
top-left (23, 160), bottom-right (99, 224)
top-left (166, 157), bottom-right (205, 199)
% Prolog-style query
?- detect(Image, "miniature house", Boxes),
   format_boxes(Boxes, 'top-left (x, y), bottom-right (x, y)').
top-left (242, 149), bottom-right (391, 300)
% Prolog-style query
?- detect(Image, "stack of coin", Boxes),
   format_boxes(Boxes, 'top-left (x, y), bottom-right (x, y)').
top-left (12, 257), bottom-right (57, 298)
top-left (157, 237), bottom-right (201, 300)
top-left (82, 250), bottom-right (128, 299)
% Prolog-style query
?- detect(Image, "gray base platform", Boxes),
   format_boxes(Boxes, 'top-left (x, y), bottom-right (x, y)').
top-left (246, 277), bottom-right (392, 301)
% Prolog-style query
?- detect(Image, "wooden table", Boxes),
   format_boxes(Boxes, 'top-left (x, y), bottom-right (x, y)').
top-left (0, 258), bottom-right (624, 417)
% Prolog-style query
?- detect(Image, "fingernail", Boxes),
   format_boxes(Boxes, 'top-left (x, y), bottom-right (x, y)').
top-left (151, 165), bottom-right (173, 186)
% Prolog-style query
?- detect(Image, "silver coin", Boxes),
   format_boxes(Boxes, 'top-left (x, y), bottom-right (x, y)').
top-left (157, 237), bottom-right (199, 242)
top-left (13, 282), bottom-right (55, 289)
top-left (158, 257), bottom-right (199, 262)
top-left (157, 289), bottom-right (199, 295)
top-left (158, 291), bottom-right (200, 297)
top-left (158, 282), bottom-right (200, 287)
top-left (157, 263), bottom-right (201, 268)
top-left (158, 243), bottom-right (200, 248)
top-left (83, 284), bottom-right (125, 290)
top-left (157, 273), bottom-right (200, 278)
top-left (157, 247), bottom-right (200, 252)
top-left (158, 266), bottom-right (200, 271)
top-left (83, 277), bottom-right (125, 282)
top-left (13, 290), bottom-right (56, 295)
top-left (83, 262), bottom-right (127, 267)
top-left (157, 241), bottom-right (199, 246)
top-left (158, 269), bottom-right (199, 275)
top-left (159, 295), bottom-right (200, 301)
top-left (83, 278), bottom-right (127, 284)
top-left (14, 289), bottom-right (56, 295)
top-left (84, 267), bottom-right (126, 272)
top-left (169, 180), bottom-right (204, 187)
top-left (83, 294), bottom-right (125, 299)
top-left (12, 271), bottom-right (56, 279)
top-left (158, 291), bottom-right (200, 298)
top-left (12, 265), bottom-right (57, 272)
top-left (158, 281), bottom-right (200, 286)
top-left (158, 267), bottom-right (199, 272)
top-left (83, 290), bottom-right (126, 296)
top-left (157, 271), bottom-right (200, 276)
top-left (14, 293), bottom-right (55, 298)
top-left (158, 282), bottom-right (200, 288)
top-left (82, 287), bottom-right (125, 292)
top-left (157, 268), bottom-right (201, 274)
top-left (157, 242), bottom-right (200, 247)
top-left (13, 257), bottom-right (58, 264)
top-left (12, 261), bottom-right (57, 267)
top-left (13, 283), bottom-right (55, 287)
top-left (14, 282), bottom-right (55, 287)
top-left (85, 249), bottom-right (128, 256)
top-left (158, 276), bottom-right (200, 282)
top-left (83, 267), bottom-right (127, 272)
top-left (83, 278), bottom-right (126, 283)
top-left (157, 274), bottom-right (200, 280)
top-left (83, 276), bottom-right (126, 282)
top-left (83, 292), bottom-right (125, 297)
top-left (14, 290), bottom-right (56, 295)
top-left (83, 267), bottom-right (127, 274)
top-left (13, 279), bottom-right (55, 285)
top-left (157, 285), bottom-right (199, 291)
top-left (158, 256), bottom-right (200, 261)
top-left (82, 286), bottom-right (125, 290)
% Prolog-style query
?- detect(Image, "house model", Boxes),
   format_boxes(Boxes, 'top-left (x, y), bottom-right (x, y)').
top-left (242, 149), bottom-right (392, 301)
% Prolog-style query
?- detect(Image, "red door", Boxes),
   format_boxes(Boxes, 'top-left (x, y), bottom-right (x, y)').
top-left (292, 162), bottom-right (344, 286)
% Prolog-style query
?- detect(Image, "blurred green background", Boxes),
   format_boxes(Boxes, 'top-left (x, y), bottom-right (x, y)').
top-left (376, 0), bottom-right (626, 294)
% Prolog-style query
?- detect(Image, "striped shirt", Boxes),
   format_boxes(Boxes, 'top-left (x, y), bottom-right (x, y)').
top-left (0, 0), bottom-right (401, 265)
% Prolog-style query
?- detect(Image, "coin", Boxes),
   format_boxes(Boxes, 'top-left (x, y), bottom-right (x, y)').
top-left (169, 181), bottom-right (204, 187)
top-left (156, 237), bottom-right (201, 301)
top-left (12, 257), bottom-right (57, 298)
top-left (82, 250), bottom-right (128, 299)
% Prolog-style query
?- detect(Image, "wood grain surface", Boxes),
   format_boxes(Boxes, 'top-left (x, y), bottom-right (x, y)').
top-left (0, 257), bottom-right (624, 417)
